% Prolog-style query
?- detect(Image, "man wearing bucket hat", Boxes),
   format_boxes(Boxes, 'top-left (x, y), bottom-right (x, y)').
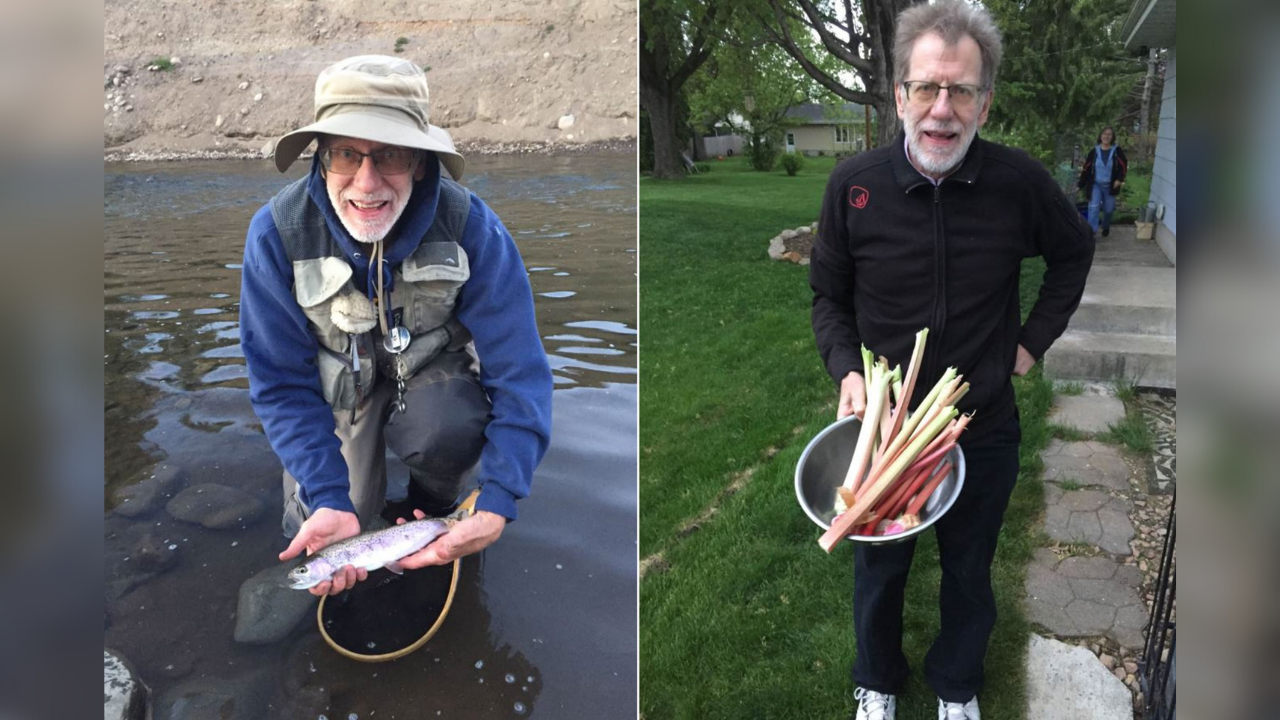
top-left (809, 2), bottom-right (1093, 718)
top-left (240, 55), bottom-right (553, 596)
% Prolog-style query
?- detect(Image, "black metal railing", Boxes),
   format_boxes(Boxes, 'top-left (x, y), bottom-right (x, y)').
top-left (1139, 492), bottom-right (1175, 719)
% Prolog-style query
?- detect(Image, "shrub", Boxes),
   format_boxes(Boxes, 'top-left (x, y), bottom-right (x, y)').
top-left (147, 57), bottom-right (174, 72)
top-left (780, 153), bottom-right (804, 176)
top-left (695, 163), bottom-right (711, 173)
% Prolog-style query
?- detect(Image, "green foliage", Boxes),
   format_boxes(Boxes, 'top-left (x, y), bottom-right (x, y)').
top-left (544, 23), bottom-right (555, 34)
top-left (985, 0), bottom-right (1145, 166)
top-left (1101, 411), bottom-right (1153, 453)
top-left (1050, 424), bottom-right (1091, 442)
top-left (1056, 381), bottom-right (1084, 396)
top-left (695, 162), bottom-right (712, 173)
top-left (394, 37), bottom-right (409, 53)
top-left (1112, 375), bottom-right (1139, 403)
top-left (780, 153), bottom-right (804, 176)
top-left (147, 57), bottom-right (174, 72)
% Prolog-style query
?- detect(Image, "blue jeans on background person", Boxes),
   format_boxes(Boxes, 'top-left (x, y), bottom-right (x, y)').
top-left (1088, 182), bottom-right (1115, 234)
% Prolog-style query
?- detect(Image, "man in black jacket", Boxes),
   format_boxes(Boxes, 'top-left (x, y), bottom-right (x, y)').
top-left (809, 2), bottom-right (1094, 719)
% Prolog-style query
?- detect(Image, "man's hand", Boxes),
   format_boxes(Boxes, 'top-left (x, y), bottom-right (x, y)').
top-left (1013, 344), bottom-right (1036, 376)
top-left (278, 508), bottom-right (367, 597)
top-left (1112, 179), bottom-right (1123, 192)
top-left (837, 371), bottom-right (867, 420)
top-left (395, 509), bottom-right (507, 569)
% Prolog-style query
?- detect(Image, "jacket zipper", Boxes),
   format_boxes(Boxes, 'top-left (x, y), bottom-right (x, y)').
top-left (925, 183), bottom-right (947, 394)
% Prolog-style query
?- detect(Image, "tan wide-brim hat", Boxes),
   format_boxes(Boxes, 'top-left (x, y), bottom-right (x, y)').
top-left (275, 55), bottom-right (465, 181)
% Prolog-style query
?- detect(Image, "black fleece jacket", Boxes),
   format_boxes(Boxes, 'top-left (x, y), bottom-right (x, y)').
top-left (810, 133), bottom-right (1095, 442)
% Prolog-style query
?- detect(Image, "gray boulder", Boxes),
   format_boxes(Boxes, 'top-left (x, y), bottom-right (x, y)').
top-left (114, 463), bottom-right (186, 518)
top-left (166, 483), bottom-right (264, 529)
top-left (234, 562), bottom-right (318, 644)
top-left (156, 670), bottom-right (273, 720)
top-left (105, 649), bottom-right (149, 720)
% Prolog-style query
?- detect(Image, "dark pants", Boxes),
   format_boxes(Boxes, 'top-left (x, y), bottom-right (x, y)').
top-left (852, 414), bottom-right (1021, 702)
top-left (282, 350), bottom-right (491, 536)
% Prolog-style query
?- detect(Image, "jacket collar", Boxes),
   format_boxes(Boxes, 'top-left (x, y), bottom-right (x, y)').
top-left (891, 130), bottom-right (985, 192)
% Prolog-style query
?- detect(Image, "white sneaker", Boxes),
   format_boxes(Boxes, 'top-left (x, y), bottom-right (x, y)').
top-left (854, 688), bottom-right (897, 720)
top-left (937, 696), bottom-right (980, 719)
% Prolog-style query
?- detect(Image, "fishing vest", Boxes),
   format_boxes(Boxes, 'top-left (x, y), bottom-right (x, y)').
top-left (269, 176), bottom-right (474, 411)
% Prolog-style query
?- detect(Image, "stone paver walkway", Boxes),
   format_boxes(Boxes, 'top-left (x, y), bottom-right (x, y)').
top-left (1043, 485), bottom-right (1134, 554)
top-left (1025, 549), bottom-right (1147, 649)
top-left (1041, 439), bottom-right (1132, 492)
top-left (1025, 391), bottom-right (1177, 713)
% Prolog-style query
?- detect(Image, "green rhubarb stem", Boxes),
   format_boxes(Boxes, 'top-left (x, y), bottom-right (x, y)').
top-left (841, 365), bottom-right (890, 494)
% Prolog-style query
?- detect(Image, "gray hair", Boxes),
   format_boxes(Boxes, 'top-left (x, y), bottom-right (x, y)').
top-left (893, 0), bottom-right (1004, 90)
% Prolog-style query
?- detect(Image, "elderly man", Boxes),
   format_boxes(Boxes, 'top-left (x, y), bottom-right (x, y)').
top-left (809, 3), bottom-right (1093, 719)
top-left (240, 55), bottom-right (552, 597)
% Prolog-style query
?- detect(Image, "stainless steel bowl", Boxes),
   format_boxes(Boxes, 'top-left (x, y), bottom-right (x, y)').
top-left (795, 415), bottom-right (966, 545)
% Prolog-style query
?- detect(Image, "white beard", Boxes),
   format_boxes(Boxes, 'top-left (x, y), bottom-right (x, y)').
top-left (327, 186), bottom-right (409, 244)
top-left (903, 114), bottom-right (978, 178)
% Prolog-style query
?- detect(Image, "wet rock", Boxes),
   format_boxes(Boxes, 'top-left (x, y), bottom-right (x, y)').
top-left (166, 483), bottom-right (264, 529)
top-left (234, 562), bottom-right (317, 644)
top-left (156, 670), bottom-right (272, 720)
top-left (105, 649), bottom-right (149, 720)
top-left (114, 463), bottom-right (186, 518)
top-left (106, 532), bottom-right (181, 600)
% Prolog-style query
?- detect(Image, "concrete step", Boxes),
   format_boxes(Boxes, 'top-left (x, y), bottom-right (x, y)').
top-left (1044, 330), bottom-right (1176, 389)
top-left (1070, 266), bottom-right (1176, 335)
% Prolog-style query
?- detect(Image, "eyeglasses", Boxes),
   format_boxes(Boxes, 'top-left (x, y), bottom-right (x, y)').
top-left (901, 81), bottom-right (986, 108)
top-left (318, 146), bottom-right (421, 175)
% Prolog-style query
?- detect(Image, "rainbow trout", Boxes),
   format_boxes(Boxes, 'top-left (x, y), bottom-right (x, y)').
top-left (286, 517), bottom-right (455, 590)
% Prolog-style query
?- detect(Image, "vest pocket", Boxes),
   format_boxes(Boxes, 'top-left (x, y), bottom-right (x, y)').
top-left (315, 337), bottom-right (375, 411)
top-left (399, 242), bottom-right (470, 335)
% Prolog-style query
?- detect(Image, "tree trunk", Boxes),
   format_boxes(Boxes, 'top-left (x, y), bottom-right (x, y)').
top-left (643, 83), bottom-right (683, 179)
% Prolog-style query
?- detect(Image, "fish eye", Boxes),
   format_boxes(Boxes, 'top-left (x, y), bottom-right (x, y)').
top-left (297, 567), bottom-right (308, 574)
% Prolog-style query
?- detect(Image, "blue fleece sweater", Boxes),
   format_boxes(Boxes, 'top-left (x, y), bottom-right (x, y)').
top-left (239, 156), bottom-right (553, 522)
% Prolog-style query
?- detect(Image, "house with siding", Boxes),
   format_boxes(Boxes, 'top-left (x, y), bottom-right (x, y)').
top-left (782, 103), bottom-right (873, 157)
top-left (1121, 0), bottom-right (1176, 265)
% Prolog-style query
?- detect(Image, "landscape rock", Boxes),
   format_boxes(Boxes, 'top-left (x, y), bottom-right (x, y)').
top-left (557, 113), bottom-right (575, 130)
top-left (105, 649), bottom-right (149, 720)
top-left (166, 483), bottom-right (264, 529)
top-left (234, 562), bottom-right (318, 644)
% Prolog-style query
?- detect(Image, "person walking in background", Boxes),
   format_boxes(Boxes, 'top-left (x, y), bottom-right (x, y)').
top-left (809, 2), bottom-right (1094, 718)
top-left (1077, 126), bottom-right (1128, 237)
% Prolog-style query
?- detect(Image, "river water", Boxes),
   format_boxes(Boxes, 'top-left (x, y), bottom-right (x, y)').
top-left (104, 154), bottom-right (637, 719)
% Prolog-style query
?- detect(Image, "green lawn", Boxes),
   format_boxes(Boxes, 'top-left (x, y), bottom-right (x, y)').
top-left (639, 156), bottom-right (1055, 719)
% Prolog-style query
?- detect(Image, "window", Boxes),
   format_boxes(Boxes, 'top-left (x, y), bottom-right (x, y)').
top-left (835, 126), bottom-right (851, 144)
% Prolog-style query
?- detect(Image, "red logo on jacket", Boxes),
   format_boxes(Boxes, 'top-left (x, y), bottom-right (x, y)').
top-left (849, 186), bottom-right (869, 209)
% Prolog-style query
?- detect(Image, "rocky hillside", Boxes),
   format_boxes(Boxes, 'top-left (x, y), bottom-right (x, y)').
top-left (104, 0), bottom-right (637, 158)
